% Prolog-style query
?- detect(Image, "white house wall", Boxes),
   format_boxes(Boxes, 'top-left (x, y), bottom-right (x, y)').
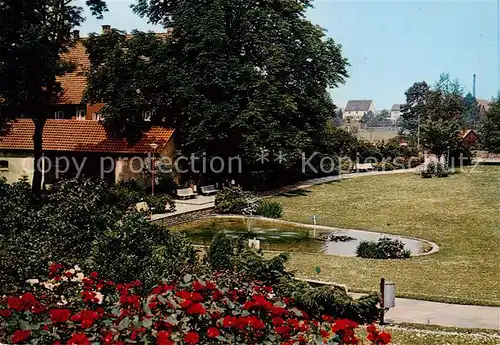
top-left (0, 153), bottom-right (34, 183)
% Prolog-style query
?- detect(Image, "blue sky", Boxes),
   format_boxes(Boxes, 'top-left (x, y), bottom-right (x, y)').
top-left (78, 0), bottom-right (500, 110)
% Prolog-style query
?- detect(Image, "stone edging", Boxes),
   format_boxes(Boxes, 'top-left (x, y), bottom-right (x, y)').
top-left (209, 215), bottom-right (440, 257)
top-left (152, 208), bottom-right (215, 227)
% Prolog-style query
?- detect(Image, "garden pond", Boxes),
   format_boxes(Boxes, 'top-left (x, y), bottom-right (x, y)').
top-left (170, 217), bottom-right (432, 256)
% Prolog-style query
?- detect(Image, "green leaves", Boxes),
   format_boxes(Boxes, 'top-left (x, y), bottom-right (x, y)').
top-left (480, 97), bottom-right (500, 153)
top-left (118, 317), bottom-right (131, 331)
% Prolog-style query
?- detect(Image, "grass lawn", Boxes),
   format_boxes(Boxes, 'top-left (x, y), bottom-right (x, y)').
top-left (268, 165), bottom-right (500, 306)
top-left (381, 325), bottom-right (500, 345)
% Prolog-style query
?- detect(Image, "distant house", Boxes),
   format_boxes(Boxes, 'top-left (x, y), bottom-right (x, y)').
top-left (0, 119), bottom-right (175, 185)
top-left (343, 100), bottom-right (375, 121)
top-left (460, 129), bottom-right (479, 149)
top-left (477, 99), bottom-right (491, 119)
top-left (390, 104), bottom-right (402, 122)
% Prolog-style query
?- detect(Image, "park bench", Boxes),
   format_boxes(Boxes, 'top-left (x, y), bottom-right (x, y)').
top-left (177, 187), bottom-right (196, 199)
top-left (200, 184), bottom-right (218, 196)
top-left (356, 163), bottom-right (374, 171)
top-left (135, 201), bottom-right (149, 212)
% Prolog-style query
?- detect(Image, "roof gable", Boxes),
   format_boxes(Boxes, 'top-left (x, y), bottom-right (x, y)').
top-left (0, 119), bottom-right (174, 154)
top-left (345, 100), bottom-right (373, 112)
top-left (391, 104), bottom-right (402, 111)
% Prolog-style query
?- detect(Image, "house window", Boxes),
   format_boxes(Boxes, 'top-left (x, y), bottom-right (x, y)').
top-left (55, 111), bottom-right (65, 119)
top-left (143, 110), bottom-right (152, 122)
top-left (92, 113), bottom-right (102, 121)
top-left (77, 109), bottom-right (86, 120)
top-left (0, 160), bottom-right (8, 170)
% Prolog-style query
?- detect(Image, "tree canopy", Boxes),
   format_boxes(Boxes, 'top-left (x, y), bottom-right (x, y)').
top-left (400, 73), bottom-right (465, 154)
top-left (480, 97), bottom-right (500, 153)
top-left (85, 0), bottom-right (349, 184)
top-left (0, 0), bottom-right (107, 193)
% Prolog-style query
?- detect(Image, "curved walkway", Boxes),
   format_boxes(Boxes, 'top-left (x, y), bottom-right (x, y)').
top-left (383, 298), bottom-right (499, 330)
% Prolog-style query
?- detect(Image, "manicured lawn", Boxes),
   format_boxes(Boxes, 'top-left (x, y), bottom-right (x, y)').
top-left (268, 165), bottom-right (500, 306)
top-left (382, 325), bottom-right (500, 345)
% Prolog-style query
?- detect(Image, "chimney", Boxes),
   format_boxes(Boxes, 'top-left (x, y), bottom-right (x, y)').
top-left (473, 74), bottom-right (476, 98)
top-left (72, 30), bottom-right (80, 39)
top-left (102, 25), bottom-right (111, 34)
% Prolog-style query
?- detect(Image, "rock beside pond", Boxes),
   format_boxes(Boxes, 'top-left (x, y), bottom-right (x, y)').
top-left (319, 233), bottom-right (356, 242)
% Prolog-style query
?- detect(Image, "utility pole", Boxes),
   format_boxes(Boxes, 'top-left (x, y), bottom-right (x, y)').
top-left (417, 112), bottom-right (421, 152)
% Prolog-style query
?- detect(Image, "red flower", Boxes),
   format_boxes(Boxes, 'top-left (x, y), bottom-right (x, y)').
top-left (186, 303), bottom-right (206, 315)
top-left (11, 330), bottom-right (30, 344)
top-left (71, 310), bottom-right (99, 329)
top-left (192, 280), bottom-right (205, 291)
top-left (183, 331), bottom-right (199, 344)
top-left (379, 332), bottom-right (392, 344)
top-left (275, 325), bottom-right (292, 339)
top-left (321, 314), bottom-right (334, 323)
top-left (0, 308), bottom-right (12, 318)
top-left (180, 300), bottom-right (193, 309)
top-left (222, 316), bottom-right (238, 328)
top-left (332, 319), bottom-right (358, 333)
top-left (207, 327), bottom-right (220, 338)
top-left (49, 309), bottom-right (71, 323)
top-left (273, 317), bottom-right (285, 326)
top-left (67, 332), bottom-right (91, 345)
top-left (89, 271), bottom-right (98, 279)
top-left (7, 296), bottom-right (22, 311)
top-left (102, 332), bottom-right (114, 343)
top-left (157, 330), bottom-right (173, 345)
top-left (48, 263), bottom-right (64, 277)
top-left (271, 306), bottom-right (287, 316)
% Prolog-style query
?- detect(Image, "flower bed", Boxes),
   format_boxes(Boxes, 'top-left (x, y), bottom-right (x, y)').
top-left (0, 264), bottom-right (391, 344)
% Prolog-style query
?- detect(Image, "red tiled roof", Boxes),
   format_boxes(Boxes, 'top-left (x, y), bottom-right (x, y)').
top-left (56, 41), bottom-right (89, 105)
top-left (0, 119), bottom-right (174, 154)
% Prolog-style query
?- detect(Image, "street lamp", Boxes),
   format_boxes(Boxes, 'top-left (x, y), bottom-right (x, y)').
top-left (149, 143), bottom-right (159, 196)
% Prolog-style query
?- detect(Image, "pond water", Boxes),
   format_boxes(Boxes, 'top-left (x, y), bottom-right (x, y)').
top-left (170, 217), bottom-right (430, 256)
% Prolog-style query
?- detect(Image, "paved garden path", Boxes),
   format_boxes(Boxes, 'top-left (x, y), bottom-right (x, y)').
top-left (383, 297), bottom-right (499, 330)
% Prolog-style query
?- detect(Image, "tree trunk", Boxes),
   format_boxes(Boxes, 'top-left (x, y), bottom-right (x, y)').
top-left (32, 119), bottom-right (46, 195)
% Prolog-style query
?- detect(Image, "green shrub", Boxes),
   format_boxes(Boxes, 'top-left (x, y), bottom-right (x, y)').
top-left (214, 186), bottom-right (259, 215)
top-left (356, 240), bottom-right (379, 258)
top-left (356, 237), bottom-right (411, 259)
top-left (155, 170), bottom-right (178, 195)
top-left (372, 162), bottom-right (395, 171)
top-left (208, 232), bottom-right (234, 271)
top-left (88, 212), bottom-right (196, 289)
top-left (256, 200), bottom-right (283, 218)
top-left (421, 161), bottom-right (449, 178)
top-left (144, 194), bottom-right (176, 214)
top-left (0, 178), bottom-right (188, 293)
top-left (287, 283), bottom-right (380, 324)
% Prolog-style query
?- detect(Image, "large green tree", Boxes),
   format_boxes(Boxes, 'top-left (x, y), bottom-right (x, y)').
top-left (85, 0), bottom-right (349, 183)
top-left (480, 97), bottom-right (500, 153)
top-left (399, 81), bottom-right (430, 143)
top-left (0, 0), bottom-right (107, 193)
top-left (400, 73), bottom-right (464, 152)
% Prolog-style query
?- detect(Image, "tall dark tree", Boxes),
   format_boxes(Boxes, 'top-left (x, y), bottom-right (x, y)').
top-left (462, 92), bottom-right (480, 129)
top-left (0, 0), bottom-right (107, 194)
top-left (85, 0), bottom-right (349, 183)
top-left (399, 81), bottom-right (430, 142)
top-left (480, 97), bottom-right (500, 153)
